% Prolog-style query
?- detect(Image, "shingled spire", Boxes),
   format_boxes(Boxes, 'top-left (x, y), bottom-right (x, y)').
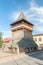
top-left (11, 12), bottom-right (33, 26)
top-left (16, 12), bottom-right (27, 21)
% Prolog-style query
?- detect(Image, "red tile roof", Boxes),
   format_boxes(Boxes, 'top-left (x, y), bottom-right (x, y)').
top-left (3, 38), bottom-right (11, 42)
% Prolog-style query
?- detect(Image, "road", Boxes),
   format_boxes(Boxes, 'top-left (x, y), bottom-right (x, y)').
top-left (0, 51), bottom-right (43, 65)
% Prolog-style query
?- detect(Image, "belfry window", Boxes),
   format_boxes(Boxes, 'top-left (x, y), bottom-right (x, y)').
top-left (39, 38), bottom-right (41, 41)
top-left (35, 38), bottom-right (37, 41)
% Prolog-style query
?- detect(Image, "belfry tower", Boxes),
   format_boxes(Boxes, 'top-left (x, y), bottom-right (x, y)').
top-left (11, 12), bottom-right (37, 53)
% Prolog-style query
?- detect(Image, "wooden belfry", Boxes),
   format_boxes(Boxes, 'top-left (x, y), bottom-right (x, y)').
top-left (11, 12), bottom-right (37, 53)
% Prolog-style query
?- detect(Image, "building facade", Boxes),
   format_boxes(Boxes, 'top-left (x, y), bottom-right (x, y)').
top-left (33, 34), bottom-right (43, 50)
top-left (11, 12), bottom-right (37, 54)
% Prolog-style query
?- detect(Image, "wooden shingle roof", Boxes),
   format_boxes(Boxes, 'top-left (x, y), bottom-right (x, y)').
top-left (11, 12), bottom-right (33, 26)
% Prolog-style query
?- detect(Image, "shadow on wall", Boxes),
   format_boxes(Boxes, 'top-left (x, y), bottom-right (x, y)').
top-left (17, 38), bottom-right (43, 60)
top-left (17, 38), bottom-right (38, 53)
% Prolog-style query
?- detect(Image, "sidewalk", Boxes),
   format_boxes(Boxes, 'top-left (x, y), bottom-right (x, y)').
top-left (0, 53), bottom-right (25, 63)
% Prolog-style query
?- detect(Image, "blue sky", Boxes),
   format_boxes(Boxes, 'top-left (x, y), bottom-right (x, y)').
top-left (0, 0), bottom-right (43, 38)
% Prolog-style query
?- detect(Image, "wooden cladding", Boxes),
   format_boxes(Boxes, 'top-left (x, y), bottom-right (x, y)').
top-left (11, 21), bottom-right (33, 29)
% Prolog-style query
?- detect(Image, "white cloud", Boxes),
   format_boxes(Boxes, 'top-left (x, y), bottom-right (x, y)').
top-left (27, 1), bottom-right (43, 34)
top-left (36, 26), bottom-right (43, 33)
top-left (9, 11), bottom-right (20, 21)
top-left (28, 1), bottom-right (43, 23)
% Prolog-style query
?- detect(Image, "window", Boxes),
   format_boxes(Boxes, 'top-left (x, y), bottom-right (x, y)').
top-left (39, 38), bottom-right (41, 41)
top-left (35, 38), bottom-right (37, 41)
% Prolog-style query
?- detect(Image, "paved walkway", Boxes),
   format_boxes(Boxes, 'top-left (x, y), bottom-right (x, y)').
top-left (0, 51), bottom-right (43, 65)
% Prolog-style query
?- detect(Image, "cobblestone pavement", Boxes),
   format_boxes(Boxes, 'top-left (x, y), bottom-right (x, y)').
top-left (0, 51), bottom-right (43, 65)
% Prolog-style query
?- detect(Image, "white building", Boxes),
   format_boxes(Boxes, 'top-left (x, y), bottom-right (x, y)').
top-left (33, 34), bottom-right (43, 50)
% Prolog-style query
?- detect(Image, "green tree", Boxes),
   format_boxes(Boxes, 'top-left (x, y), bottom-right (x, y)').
top-left (0, 32), bottom-right (3, 47)
top-left (0, 32), bottom-right (2, 39)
